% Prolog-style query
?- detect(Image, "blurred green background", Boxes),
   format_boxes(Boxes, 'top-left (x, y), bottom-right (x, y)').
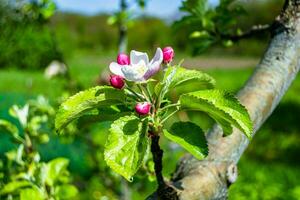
top-left (1, 0), bottom-right (300, 199)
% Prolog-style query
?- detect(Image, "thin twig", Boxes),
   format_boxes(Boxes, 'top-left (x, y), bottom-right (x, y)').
top-left (220, 24), bottom-right (271, 41)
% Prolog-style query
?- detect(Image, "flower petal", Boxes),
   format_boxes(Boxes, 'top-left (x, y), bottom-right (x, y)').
top-left (121, 61), bottom-right (147, 82)
top-left (144, 48), bottom-right (163, 79)
top-left (109, 62), bottom-right (126, 77)
top-left (130, 50), bottom-right (149, 65)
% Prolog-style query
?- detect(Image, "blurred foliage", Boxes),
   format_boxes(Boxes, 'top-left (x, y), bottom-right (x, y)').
top-left (0, 97), bottom-right (77, 199)
top-left (0, 24), bottom-right (61, 70)
top-left (0, 0), bottom-right (62, 70)
top-left (48, 0), bottom-right (284, 59)
top-left (0, 0), bottom-right (56, 24)
top-left (107, 0), bottom-right (149, 27)
top-left (0, 0), bottom-right (287, 71)
top-left (51, 13), bottom-right (171, 55)
top-left (51, 13), bottom-right (118, 55)
top-left (21, 0), bottom-right (56, 23)
top-left (174, 0), bottom-right (284, 55)
top-left (174, 0), bottom-right (246, 54)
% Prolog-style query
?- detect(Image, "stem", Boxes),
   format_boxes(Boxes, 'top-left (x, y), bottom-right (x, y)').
top-left (126, 89), bottom-right (141, 101)
top-left (161, 109), bottom-right (179, 124)
top-left (155, 61), bottom-right (184, 110)
top-left (150, 134), bottom-right (166, 189)
top-left (137, 84), bottom-right (150, 102)
top-left (146, 84), bottom-right (153, 102)
top-left (126, 91), bottom-right (139, 101)
top-left (24, 131), bottom-right (33, 154)
top-left (159, 103), bottom-right (180, 112)
top-left (125, 86), bottom-right (144, 101)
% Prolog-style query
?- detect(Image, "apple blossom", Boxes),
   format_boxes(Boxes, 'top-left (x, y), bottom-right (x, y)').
top-left (135, 102), bottom-right (151, 115)
top-left (117, 53), bottom-right (130, 65)
top-left (109, 48), bottom-right (163, 82)
top-left (162, 46), bottom-right (174, 63)
top-left (110, 75), bottom-right (125, 89)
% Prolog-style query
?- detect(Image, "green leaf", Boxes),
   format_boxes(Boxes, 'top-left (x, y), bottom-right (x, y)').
top-left (164, 122), bottom-right (208, 159)
top-left (192, 37), bottom-right (216, 54)
top-left (107, 15), bottom-right (118, 25)
top-left (0, 119), bottom-right (20, 139)
top-left (137, 0), bottom-right (146, 8)
top-left (190, 30), bottom-right (210, 39)
top-left (9, 105), bottom-right (29, 127)
top-left (180, 0), bottom-right (208, 16)
top-left (179, 90), bottom-right (252, 137)
top-left (16, 144), bottom-right (25, 165)
top-left (40, 0), bottom-right (56, 19)
top-left (212, 114), bottom-right (233, 136)
top-left (45, 158), bottom-right (69, 186)
top-left (55, 86), bottom-right (125, 132)
top-left (164, 67), bottom-right (215, 94)
top-left (0, 181), bottom-right (32, 195)
top-left (20, 188), bottom-right (43, 200)
top-left (55, 184), bottom-right (78, 199)
top-left (104, 115), bottom-right (149, 181)
top-left (77, 106), bottom-right (131, 126)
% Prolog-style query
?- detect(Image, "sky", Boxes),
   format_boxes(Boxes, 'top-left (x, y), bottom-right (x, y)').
top-left (54, 0), bottom-right (219, 18)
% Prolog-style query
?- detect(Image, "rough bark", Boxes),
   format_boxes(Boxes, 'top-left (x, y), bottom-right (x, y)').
top-left (149, 1), bottom-right (300, 199)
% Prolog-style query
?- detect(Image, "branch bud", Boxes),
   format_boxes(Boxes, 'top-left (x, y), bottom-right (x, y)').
top-left (162, 46), bottom-right (174, 64)
top-left (117, 53), bottom-right (130, 65)
top-left (135, 102), bottom-right (151, 115)
top-left (110, 75), bottom-right (125, 89)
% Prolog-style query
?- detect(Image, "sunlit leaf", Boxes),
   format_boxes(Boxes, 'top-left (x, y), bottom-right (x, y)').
top-left (40, 0), bottom-right (56, 19)
top-left (20, 188), bottom-right (43, 200)
top-left (164, 67), bottom-right (215, 95)
top-left (0, 181), bottom-right (32, 195)
top-left (180, 90), bottom-right (252, 137)
top-left (104, 115), bottom-right (149, 181)
top-left (55, 86), bottom-right (125, 132)
top-left (55, 184), bottom-right (78, 199)
top-left (164, 122), bottom-right (208, 159)
top-left (0, 119), bottom-right (20, 140)
top-left (9, 105), bottom-right (29, 127)
top-left (45, 158), bottom-right (69, 186)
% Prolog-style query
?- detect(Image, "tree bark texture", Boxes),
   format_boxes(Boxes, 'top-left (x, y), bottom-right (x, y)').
top-left (150, 1), bottom-right (300, 199)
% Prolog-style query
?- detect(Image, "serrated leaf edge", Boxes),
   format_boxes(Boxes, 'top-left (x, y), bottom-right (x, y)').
top-left (180, 90), bottom-right (253, 138)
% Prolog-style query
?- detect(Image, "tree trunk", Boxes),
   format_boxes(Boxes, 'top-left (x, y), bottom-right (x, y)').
top-left (149, 1), bottom-right (300, 199)
top-left (118, 0), bottom-right (128, 53)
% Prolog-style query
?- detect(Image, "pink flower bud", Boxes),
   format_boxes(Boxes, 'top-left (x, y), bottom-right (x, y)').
top-left (110, 75), bottom-right (125, 89)
top-left (135, 102), bottom-right (151, 115)
top-left (117, 53), bottom-right (130, 65)
top-left (162, 46), bottom-right (174, 63)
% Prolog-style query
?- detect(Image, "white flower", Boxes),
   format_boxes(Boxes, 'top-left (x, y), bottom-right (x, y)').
top-left (109, 48), bottom-right (163, 82)
top-left (44, 60), bottom-right (67, 79)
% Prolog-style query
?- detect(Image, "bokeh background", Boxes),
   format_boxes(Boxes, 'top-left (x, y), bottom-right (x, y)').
top-left (1, 0), bottom-right (300, 199)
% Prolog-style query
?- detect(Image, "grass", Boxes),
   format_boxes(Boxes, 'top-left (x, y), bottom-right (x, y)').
top-left (0, 52), bottom-right (257, 98)
top-left (1, 53), bottom-right (300, 199)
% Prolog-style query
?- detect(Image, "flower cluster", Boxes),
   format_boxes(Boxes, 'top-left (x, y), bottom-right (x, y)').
top-left (109, 46), bottom-right (174, 115)
top-left (56, 44), bottom-right (252, 184)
